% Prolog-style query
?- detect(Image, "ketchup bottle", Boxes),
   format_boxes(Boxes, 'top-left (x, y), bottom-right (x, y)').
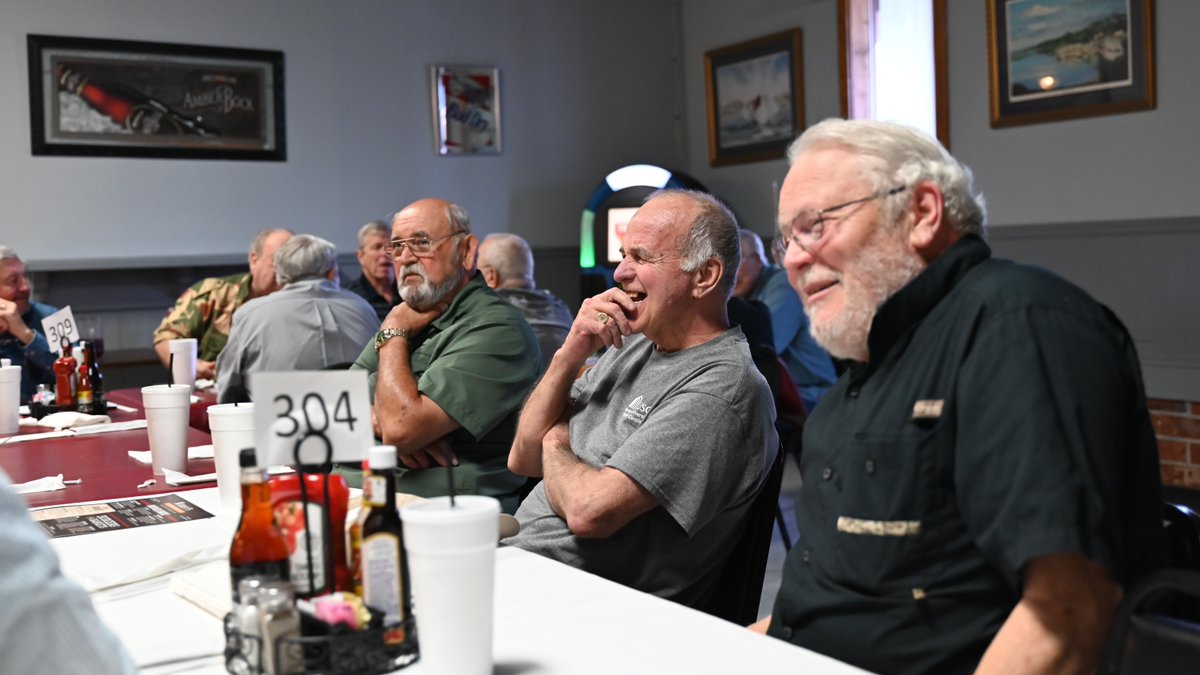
top-left (268, 469), bottom-right (351, 598)
top-left (53, 337), bottom-right (77, 407)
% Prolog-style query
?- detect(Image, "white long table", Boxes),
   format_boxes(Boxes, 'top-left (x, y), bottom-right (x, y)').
top-left (49, 488), bottom-right (867, 674)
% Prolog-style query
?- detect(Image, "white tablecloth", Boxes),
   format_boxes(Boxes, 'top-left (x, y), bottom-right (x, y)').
top-left (50, 488), bottom-right (867, 674)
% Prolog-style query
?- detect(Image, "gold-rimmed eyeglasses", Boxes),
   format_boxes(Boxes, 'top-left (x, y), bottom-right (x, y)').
top-left (383, 232), bottom-right (464, 257)
top-left (778, 185), bottom-right (908, 255)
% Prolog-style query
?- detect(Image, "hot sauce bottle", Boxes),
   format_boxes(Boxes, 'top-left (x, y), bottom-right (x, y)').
top-left (52, 337), bottom-right (77, 407)
top-left (229, 449), bottom-right (290, 603)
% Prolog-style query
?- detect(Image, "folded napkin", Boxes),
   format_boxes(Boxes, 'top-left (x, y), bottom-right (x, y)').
top-left (162, 468), bottom-right (217, 486)
top-left (13, 474), bottom-right (67, 494)
top-left (170, 561), bottom-right (232, 619)
top-left (194, 378), bottom-right (216, 391)
top-left (127, 445), bottom-right (214, 465)
top-left (72, 419), bottom-right (147, 435)
top-left (0, 430), bottom-right (73, 444)
top-left (31, 411), bottom-right (113, 430)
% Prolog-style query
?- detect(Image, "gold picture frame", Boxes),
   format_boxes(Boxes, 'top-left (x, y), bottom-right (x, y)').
top-left (704, 29), bottom-right (804, 167)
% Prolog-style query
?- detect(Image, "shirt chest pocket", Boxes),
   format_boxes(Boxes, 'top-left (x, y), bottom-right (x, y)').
top-left (816, 425), bottom-right (947, 591)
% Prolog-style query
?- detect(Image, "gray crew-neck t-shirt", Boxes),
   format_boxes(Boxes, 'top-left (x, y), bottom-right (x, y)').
top-left (506, 329), bottom-right (778, 606)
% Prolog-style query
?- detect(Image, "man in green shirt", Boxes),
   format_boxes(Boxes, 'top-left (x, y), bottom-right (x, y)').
top-left (349, 198), bottom-right (540, 510)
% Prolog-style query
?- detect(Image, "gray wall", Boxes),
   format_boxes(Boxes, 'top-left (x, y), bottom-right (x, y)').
top-left (4, 0), bottom-right (1197, 399)
top-left (677, 0), bottom-right (1200, 400)
top-left (679, 0), bottom-right (839, 236)
top-left (0, 0), bottom-right (683, 266)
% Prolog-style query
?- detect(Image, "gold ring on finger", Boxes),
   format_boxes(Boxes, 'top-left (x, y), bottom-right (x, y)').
top-left (596, 312), bottom-right (610, 325)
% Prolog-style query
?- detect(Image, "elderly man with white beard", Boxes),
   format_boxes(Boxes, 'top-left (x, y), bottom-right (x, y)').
top-left (752, 119), bottom-right (1164, 675)
top-left (347, 198), bottom-right (540, 511)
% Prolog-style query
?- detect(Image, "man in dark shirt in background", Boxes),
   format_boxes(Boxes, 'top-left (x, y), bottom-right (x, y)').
top-left (477, 233), bottom-right (573, 367)
top-left (733, 228), bottom-right (836, 412)
top-left (344, 220), bottom-right (399, 322)
top-left (755, 119), bottom-right (1164, 675)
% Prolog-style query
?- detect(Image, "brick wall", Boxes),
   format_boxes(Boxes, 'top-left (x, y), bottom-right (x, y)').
top-left (1149, 399), bottom-right (1200, 491)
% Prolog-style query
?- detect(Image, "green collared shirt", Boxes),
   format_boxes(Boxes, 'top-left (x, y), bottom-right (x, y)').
top-left (348, 273), bottom-right (540, 505)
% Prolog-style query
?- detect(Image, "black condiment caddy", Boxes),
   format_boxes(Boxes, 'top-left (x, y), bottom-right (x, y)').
top-left (223, 431), bottom-right (418, 674)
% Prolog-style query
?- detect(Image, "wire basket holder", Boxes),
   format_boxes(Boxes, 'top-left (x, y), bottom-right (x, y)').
top-left (224, 431), bottom-right (418, 674)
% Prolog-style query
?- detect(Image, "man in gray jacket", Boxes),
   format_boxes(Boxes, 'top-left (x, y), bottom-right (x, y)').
top-left (216, 234), bottom-right (379, 402)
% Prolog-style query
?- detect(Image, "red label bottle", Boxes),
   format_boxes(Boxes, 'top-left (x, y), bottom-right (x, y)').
top-left (52, 338), bottom-right (77, 407)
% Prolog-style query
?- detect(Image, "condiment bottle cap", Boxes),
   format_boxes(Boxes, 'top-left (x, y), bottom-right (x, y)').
top-left (369, 445), bottom-right (398, 470)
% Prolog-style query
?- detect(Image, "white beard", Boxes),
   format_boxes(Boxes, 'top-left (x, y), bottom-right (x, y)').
top-left (803, 228), bottom-right (925, 362)
top-left (398, 264), bottom-right (462, 311)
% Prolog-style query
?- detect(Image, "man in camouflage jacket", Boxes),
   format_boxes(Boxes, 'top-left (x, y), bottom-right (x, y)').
top-left (152, 228), bottom-right (292, 380)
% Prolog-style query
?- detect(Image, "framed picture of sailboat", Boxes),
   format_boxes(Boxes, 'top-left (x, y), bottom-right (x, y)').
top-left (704, 29), bottom-right (804, 167)
top-left (987, 0), bottom-right (1155, 128)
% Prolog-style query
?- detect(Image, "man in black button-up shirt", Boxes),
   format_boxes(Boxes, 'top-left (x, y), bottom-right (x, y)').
top-left (753, 119), bottom-right (1165, 675)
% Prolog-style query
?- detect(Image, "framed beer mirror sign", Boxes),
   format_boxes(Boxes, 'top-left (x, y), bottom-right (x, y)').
top-left (27, 34), bottom-right (286, 160)
top-left (429, 65), bottom-right (502, 156)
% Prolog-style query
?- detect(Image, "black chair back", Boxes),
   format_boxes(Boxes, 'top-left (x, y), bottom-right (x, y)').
top-left (698, 444), bottom-right (785, 625)
top-left (1098, 569), bottom-right (1200, 675)
top-left (1164, 502), bottom-right (1200, 571)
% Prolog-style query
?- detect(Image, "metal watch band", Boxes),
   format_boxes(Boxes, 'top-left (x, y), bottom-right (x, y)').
top-left (374, 327), bottom-right (409, 351)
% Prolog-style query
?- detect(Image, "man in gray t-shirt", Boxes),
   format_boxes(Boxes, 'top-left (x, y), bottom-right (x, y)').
top-left (505, 190), bottom-right (778, 608)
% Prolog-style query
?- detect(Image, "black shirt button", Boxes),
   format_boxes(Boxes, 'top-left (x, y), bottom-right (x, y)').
top-left (781, 626), bottom-right (794, 639)
top-left (801, 549), bottom-right (811, 563)
top-left (821, 467), bottom-right (833, 481)
top-left (865, 459), bottom-right (876, 474)
top-left (848, 386), bottom-right (860, 398)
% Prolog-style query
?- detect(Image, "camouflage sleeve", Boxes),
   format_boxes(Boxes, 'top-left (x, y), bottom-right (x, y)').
top-left (152, 281), bottom-right (211, 345)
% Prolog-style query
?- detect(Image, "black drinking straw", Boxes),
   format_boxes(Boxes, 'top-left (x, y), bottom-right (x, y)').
top-left (167, 353), bottom-right (175, 386)
top-left (446, 460), bottom-right (456, 507)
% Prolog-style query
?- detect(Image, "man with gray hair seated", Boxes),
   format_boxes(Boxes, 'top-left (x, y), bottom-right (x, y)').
top-left (505, 189), bottom-right (778, 607)
top-left (345, 220), bottom-right (400, 322)
top-left (733, 228), bottom-right (837, 412)
top-left (0, 245), bottom-right (58, 401)
top-left (216, 234), bottom-right (379, 403)
top-left (477, 233), bottom-right (573, 367)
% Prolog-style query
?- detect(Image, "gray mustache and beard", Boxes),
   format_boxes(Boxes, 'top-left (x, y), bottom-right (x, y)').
top-left (397, 263), bottom-right (463, 311)
top-left (801, 226), bottom-right (925, 363)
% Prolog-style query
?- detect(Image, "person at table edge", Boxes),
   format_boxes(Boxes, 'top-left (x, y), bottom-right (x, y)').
top-left (0, 245), bottom-right (57, 402)
top-left (504, 189), bottom-right (778, 607)
top-left (152, 228), bottom-right (293, 381)
top-left (751, 119), bottom-right (1165, 675)
top-left (347, 198), bottom-right (540, 512)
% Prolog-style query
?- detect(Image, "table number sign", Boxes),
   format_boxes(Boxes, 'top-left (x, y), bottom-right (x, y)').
top-left (40, 305), bottom-right (79, 354)
top-left (250, 370), bottom-right (372, 467)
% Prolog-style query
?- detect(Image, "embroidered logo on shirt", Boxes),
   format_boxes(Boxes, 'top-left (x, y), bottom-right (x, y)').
top-left (622, 395), bottom-right (652, 425)
top-left (836, 516), bottom-right (922, 537)
top-left (911, 399), bottom-right (944, 420)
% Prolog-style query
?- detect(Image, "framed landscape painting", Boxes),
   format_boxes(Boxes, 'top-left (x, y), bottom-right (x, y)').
top-left (28, 34), bottom-right (286, 160)
top-left (987, 0), bottom-right (1155, 128)
top-left (704, 29), bottom-right (804, 167)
